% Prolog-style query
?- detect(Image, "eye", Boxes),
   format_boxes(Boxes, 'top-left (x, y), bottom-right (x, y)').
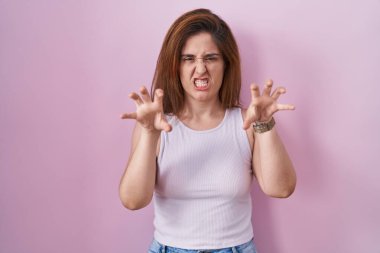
top-left (182, 56), bottom-right (195, 62)
top-left (204, 56), bottom-right (218, 62)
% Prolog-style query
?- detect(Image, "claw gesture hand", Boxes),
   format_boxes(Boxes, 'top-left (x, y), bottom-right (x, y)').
top-left (120, 86), bottom-right (172, 133)
top-left (243, 79), bottom-right (295, 130)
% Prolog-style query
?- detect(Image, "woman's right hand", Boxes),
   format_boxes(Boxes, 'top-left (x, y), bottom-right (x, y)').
top-left (120, 86), bottom-right (172, 133)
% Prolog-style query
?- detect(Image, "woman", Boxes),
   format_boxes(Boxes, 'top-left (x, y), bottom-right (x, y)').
top-left (119, 8), bottom-right (296, 253)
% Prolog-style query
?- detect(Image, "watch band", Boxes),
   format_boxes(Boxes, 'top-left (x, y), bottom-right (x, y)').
top-left (252, 117), bottom-right (275, 133)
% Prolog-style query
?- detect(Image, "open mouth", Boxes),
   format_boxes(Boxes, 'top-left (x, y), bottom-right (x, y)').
top-left (194, 78), bottom-right (209, 90)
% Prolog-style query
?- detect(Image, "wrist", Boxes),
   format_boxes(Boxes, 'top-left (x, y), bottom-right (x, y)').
top-left (140, 125), bottom-right (161, 137)
top-left (253, 117), bottom-right (275, 134)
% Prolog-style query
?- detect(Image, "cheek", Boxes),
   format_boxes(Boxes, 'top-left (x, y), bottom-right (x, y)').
top-left (179, 70), bottom-right (192, 88)
top-left (179, 67), bottom-right (191, 80)
top-left (212, 68), bottom-right (225, 83)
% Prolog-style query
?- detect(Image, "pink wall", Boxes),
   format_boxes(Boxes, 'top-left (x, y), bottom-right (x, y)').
top-left (1, 1), bottom-right (379, 252)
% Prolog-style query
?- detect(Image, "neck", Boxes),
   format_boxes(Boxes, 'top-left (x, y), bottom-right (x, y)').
top-left (179, 97), bottom-right (224, 120)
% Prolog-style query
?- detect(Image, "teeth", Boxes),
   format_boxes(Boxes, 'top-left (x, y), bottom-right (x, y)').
top-left (194, 79), bottom-right (208, 87)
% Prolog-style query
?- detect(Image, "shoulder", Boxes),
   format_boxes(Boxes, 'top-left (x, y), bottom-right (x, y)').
top-left (240, 107), bottom-right (247, 119)
top-left (226, 106), bottom-right (244, 118)
top-left (230, 106), bottom-right (247, 122)
top-left (164, 113), bottom-right (179, 125)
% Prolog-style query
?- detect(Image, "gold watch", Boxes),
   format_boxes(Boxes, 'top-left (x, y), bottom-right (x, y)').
top-left (252, 117), bottom-right (275, 133)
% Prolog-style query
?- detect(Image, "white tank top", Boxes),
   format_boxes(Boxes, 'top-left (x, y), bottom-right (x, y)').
top-left (154, 107), bottom-right (253, 249)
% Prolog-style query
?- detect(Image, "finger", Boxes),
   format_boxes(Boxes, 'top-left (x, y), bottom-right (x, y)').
top-left (262, 79), bottom-right (273, 96)
top-left (160, 121), bottom-right (172, 132)
top-left (250, 84), bottom-right (260, 101)
top-left (272, 87), bottom-right (286, 100)
top-left (129, 92), bottom-right (143, 106)
top-left (277, 104), bottom-right (296, 111)
top-left (157, 112), bottom-right (172, 132)
top-left (243, 114), bottom-right (257, 130)
top-left (120, 112), bottom-right (137, 119)
top-left (153, 89), bottom-right (164, 108)
top-left (140, 86), bottom-right (152, 103)
top-left (242, 107), bottom-right (259, 130)
top-left (242, 118), bottom-right (252, 130)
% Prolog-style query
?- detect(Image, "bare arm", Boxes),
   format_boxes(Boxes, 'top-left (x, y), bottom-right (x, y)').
top-left (243, 80), bottom-right (296, 198)
top-left (252, 127), bottom-right (296, 198)
top-left (119, 87), bottom-right (171, 210)
top-left (119, 124), bottom-right (160, 210)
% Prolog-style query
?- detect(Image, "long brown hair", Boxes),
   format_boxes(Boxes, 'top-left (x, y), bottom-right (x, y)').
top-left (151, 8), bottom-right (241, 115)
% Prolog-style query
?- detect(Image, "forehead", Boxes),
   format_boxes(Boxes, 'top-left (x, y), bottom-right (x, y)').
top-left (181, 32), bottom-right (220, 54)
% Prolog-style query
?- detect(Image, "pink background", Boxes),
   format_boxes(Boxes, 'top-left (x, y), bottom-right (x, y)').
top-left (1, 1), bottom-right (379, 252)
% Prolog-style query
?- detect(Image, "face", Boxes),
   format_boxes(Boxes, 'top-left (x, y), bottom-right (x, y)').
top-left (179, 32), bottom-right (225, 103)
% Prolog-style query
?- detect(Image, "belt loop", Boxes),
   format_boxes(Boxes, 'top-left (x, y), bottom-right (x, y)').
top-left (161, 245), bottom-right (166, 253)
top-left (231, 246), bottom-right (238, 253)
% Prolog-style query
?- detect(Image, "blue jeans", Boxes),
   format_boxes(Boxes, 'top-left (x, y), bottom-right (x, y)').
top-left (148, 238), bottom-right (258, 253)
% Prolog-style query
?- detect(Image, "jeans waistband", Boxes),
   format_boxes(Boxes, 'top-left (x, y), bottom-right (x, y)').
top-left (149, 238), bottom-right (256, 253)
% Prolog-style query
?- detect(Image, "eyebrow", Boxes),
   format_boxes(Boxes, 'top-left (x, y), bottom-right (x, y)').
top-left (181, 53), bottom-right (221, 57)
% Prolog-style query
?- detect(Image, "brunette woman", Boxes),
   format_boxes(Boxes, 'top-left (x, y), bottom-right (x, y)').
top-left (119, 8), bottom-right (296, 253)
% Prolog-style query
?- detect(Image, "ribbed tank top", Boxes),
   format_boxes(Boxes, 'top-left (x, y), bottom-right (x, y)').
top-left (154, 107), bottom-right (253, 249)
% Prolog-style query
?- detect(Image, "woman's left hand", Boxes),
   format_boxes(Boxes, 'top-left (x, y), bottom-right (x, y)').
top-left (243, 79), bottom-right (295, 130)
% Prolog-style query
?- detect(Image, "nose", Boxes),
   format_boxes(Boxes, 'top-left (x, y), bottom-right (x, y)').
top-left (195, 58), bottom-right (207, 75)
